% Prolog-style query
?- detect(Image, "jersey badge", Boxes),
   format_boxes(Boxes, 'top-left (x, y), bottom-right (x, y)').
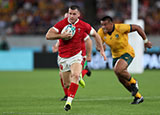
top-left (115, 34), bottom-right (119, 39)
top-left (78, 28), bottom-right (81, 33)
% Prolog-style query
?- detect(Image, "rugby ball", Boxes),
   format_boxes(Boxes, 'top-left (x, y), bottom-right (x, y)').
top-left (61, 24), bottom-right (76, 40)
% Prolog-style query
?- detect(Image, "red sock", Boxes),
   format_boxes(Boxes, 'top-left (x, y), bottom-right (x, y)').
top-left (68, 82), bottom-right (79, 98)
top-left (82, 69), bottom-right (88, 78)
top-left (60, 78), bottom-right (68, 96)
top-left (64, 88), bottom-right (68, 96)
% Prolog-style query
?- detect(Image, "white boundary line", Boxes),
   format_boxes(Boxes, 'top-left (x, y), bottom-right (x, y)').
top-left (74, 96), bottom-right (160, 102)
top-left (1, 95), bottom-right (160, 101)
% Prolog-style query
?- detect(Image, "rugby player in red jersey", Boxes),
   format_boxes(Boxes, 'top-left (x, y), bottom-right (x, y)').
top-left (52, 33), bottom-right (92, 101)
top-left (46, 5), bottom-right (106, 111)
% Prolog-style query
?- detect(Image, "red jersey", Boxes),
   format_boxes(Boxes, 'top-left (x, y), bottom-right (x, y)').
top-left (53, 18), bottom-right (92, 58)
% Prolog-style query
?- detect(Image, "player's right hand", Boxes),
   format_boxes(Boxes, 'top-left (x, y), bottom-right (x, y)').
top-left (144, 40), bottom-right (152, 51)
top-left (61, 30), bottom-right (72, 40)
top-left (87, 55), bottom-right (91, 62)
top-left (103, 44), bottom-right (106, 51)
top-left (96, 47), bottom-right (100, 52)
top-left (100, 50), bottom-right (107, 61)
top-left (52, 45), bottom-right (58, 52)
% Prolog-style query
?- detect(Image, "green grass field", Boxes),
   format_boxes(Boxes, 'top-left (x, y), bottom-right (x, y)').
top-left (0, 69), bottom-right (160, 115)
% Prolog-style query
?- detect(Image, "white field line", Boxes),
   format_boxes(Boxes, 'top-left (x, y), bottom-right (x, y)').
top-left (1, 112), bottom-right (111, 115)
top-left (1, 95), bottom-right (160, 101)
top-left (74, 96), bottom-right (160, 102)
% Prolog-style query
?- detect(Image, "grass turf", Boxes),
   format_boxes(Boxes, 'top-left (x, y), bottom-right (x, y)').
top-left (0, 69), bottom-right (160, 115)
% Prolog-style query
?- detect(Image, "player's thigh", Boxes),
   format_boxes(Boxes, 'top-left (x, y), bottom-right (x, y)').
top-left (114, 59), bottom-right (128, 72)
top-left (70, 63), bottom-right (82, 83)
top-left (70, 63), bottom-right (82, 76)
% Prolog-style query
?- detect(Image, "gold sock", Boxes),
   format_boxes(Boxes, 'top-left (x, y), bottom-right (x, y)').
top-left (135, 92), bottom-right (142, 98)
top-left (129, 77), bottom-right (136, 84)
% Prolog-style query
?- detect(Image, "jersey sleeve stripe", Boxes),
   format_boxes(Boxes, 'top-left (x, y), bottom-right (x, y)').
top-left (130, 24), bottom-right (132, 32)
top-left (84, 35), bottom-right (89, 41)
top-left (89, 27), bottom-right (94, 35)
top-left (52, 27), bottom-right (59, 33)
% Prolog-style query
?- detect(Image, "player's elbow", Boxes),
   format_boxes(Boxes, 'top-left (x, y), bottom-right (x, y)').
top-left (46, 28), bottom-right (56, 40)
top-left (46, 36), bottom-right (49, 40)
top-left (46, 33), bottom-right (51, 40)
top-left (91, 32), bottom-right (97, 38)
top-left (96, 47), bottom-right (100, 52)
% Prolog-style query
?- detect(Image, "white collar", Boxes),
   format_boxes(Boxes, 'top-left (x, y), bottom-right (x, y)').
top-left (68, 18), bottom-right (79, 25)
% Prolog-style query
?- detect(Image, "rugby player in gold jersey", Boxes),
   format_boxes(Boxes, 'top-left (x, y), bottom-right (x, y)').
top-left (98, 16), bottom-right (152, 104)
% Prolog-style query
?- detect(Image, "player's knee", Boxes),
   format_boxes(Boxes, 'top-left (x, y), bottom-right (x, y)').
top-left (72, 72), bottom-right (80, 81)
top-left (63, 82), bottom-right (70, 88)
top-left (114, 67), bottom-right (122, 76)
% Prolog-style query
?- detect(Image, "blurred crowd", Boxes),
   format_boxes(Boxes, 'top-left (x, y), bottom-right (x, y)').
top-left (96, 0), bottom-right (160, 35)
top-left (0, 0), bottom-right (160, 35)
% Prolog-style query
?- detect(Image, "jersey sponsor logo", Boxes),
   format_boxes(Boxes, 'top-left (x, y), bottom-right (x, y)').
top-left (110, 37), bottom-right (112, 40)
top-left (104, 36), bottom-right (107, 40)
top-left (125, 57), bottom-right (129, 60)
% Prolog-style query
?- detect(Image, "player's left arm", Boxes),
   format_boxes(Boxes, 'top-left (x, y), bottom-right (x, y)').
top-left (90, 28), bottom-right (107, 61)
top-left (85, 36), bottom-right (92, 62)
top-left (52, 40), bottom-right (59, 53)
top-left (131, 24), bottom-right (152, 50)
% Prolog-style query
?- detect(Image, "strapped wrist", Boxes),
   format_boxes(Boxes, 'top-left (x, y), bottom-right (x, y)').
top-left (144, 38), bottom-right (148, 43)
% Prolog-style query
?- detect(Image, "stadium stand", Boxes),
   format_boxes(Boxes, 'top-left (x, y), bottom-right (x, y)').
top-left (0, 0), bottom-right (160, 35)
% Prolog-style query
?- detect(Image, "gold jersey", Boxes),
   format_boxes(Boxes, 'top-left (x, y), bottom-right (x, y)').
top-left (98, 24), bottom-right (135, 58)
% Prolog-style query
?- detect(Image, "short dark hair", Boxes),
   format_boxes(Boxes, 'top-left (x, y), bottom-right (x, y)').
top-left (101, 16), bottom-right (113, 22)
top-left (69, 5), bottom-right (80, 11)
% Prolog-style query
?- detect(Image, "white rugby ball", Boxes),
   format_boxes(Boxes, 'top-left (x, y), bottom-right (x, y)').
top-left (61, 24), bottom-right (76, 40)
